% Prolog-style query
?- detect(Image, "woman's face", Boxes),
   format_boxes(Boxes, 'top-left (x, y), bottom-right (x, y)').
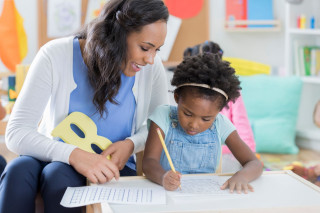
top-left (123, 20), bottom-right (167, 77)
top-left (174, 92), bottom-right (220, 136)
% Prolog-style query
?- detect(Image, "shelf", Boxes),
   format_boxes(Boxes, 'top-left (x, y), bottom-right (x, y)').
top-left (288, 28), bottom-right (320, 35)
top-left (225, 20), bottom-right (281, 32)
top-left (301, 76), bottom-right (320, 84)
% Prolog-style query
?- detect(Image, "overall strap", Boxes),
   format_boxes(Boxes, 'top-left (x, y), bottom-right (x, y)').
top-left (169, 106), bottom-right (179, 128)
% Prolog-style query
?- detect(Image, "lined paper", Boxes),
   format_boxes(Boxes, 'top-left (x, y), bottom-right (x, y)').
top-left (168, 175), bottom-right (242, 196)
top-left (61, 185), bottom-right (166, 207)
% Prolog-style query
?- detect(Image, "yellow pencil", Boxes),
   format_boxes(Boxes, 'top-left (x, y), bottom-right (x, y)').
top-left (156, 128), bottom-right (181, 189)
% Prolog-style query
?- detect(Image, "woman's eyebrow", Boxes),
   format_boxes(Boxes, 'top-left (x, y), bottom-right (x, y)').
top-left (142, 42), bottom-right (164, 49)
top-left (142, 42), bottom-right (155, 47)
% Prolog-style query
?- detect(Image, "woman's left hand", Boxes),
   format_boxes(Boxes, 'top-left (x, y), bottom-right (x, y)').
top-left (220, 173), bottom-right (254, 194)
top-left (102, 139), bottom-right (134, 170)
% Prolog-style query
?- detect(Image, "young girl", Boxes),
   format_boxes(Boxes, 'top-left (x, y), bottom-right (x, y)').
top-left (183, 41), bottom-right (256, 155)
top-left (143, 53), bottom-right (263, 193)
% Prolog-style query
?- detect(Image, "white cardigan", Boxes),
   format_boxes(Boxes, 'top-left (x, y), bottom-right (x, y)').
top-left (6, 36), bottom-right (169, 164)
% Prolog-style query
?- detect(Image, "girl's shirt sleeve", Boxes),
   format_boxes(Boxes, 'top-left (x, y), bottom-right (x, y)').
top-left (147, 105), bottom-right (171, 137)
top-left (215, 113), bottom-right (236, 144)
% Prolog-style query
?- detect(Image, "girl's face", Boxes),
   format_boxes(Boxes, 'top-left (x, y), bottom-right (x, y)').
top-left (174, 92), bottom-right (220, 136)
top-left (123, 21), bottom-right (167, 77)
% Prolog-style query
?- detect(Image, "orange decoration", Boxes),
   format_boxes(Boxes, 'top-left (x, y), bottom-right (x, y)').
top-left (164, 0), bottom-right (203, 19)
top-left (0, 0), bottom-right (28, 72)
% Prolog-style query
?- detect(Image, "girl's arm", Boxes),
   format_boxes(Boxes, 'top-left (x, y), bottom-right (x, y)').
top-left (143, 121), bottom-right (180, 190)
top-left (143, 121), bottom-right (167, 185)
top-left (222, 131), bottom-right (263, 193)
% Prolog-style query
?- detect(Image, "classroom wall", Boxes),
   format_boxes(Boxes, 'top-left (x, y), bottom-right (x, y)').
top-left (209, 0), bottom-right (286, 72)
top-left (0, 0), bottom-right (285, 72)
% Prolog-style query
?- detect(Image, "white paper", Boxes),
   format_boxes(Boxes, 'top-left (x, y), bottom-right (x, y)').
top-left (60, 185), bottom-right (166, 207)
top-left (47, 0), bottom-right (82, 37)
top-left (168, 175), bottom-right (242, 196)
top-left (101, 202), bottom-right (114, 213)
top-left (158, 15), bottom-right (182, 61)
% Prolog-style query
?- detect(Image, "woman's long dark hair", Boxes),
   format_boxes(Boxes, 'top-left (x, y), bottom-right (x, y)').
top-left (76, 0), bottom-right (168, 117)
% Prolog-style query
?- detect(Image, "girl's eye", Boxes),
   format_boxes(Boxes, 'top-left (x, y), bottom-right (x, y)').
top-left (183, 112), bottom-right (192, 117)
top-left (141, 47), bottom-right (148, 51)
top-left (156, 48), bottom-right (160, 52)
top-left (202, 118), bottom-right (211, 122)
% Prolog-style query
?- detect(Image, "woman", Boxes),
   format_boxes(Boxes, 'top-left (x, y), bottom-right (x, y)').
top-left (0, 0), bottom-right (169, 212)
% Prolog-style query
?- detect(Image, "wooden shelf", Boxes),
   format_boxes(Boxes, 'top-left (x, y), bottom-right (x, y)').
top-left (225, 20), bottom-right (281, 32)
top-left (289, 28), bottom-right (320, 35)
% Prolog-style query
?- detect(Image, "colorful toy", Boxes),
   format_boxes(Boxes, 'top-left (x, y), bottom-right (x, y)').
top-left (284, 161), bottom-right (320, 187)
top-left (51, 112), bottom-right (112, 159)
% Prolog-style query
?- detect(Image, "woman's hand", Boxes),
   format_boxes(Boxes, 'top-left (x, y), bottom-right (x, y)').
top-left (69, 148), bottom-right (120, 184)
top-left (102, 139), bottom-right (134, 170)
top-left (220, 173), bottom-right (254, 194)
top-left (162, 170), bottom-right (181, 191)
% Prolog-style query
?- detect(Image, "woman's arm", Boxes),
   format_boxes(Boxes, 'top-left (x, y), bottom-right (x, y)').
top-left (221, 131), bottom-right (263, 193)
top-left (5, 45), bottom-right (76, 163)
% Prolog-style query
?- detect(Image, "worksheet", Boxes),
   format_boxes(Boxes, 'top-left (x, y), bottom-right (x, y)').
top-left (60, 185), bottom-right (166, 207)
top-left (168, 175), bottom-right (242, 196)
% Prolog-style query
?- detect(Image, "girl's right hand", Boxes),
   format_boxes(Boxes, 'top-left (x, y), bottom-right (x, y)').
top-left (69, 148), bottom-right (120, 184)
top-left (162, 170), bottom-right (181, 191)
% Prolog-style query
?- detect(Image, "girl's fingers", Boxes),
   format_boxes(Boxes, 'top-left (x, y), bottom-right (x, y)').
top-left (220, 180), bottom-right (229, 190)
top-left (229, 182), bottom-right (236, 193)
top-left (242, 184), bottom-right (248, 194)
top-left (169, 178), bottom-right (181, 187)
top-left (248, 184), bottom-right (254, 192)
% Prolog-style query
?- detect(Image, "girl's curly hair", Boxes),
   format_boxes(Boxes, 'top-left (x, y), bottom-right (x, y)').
top-left (171, 53), bottom-right (241, 110)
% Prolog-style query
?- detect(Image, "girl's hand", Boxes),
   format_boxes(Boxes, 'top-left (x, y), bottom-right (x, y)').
top-left (162, 170), bottom-right (181, 191)
top-left (69, 148), bottom-right (120, 184)
top-left (102, 139), bottom-right (134, 170)
top-left (220, 173), bottom-right (254, 194)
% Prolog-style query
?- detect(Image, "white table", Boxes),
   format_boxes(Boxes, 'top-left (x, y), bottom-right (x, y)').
top-left (87, 171), bottom-right (320, 213)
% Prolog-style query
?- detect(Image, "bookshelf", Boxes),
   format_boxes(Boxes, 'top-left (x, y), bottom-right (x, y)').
top-left (224, 20), bottom-right (281, 32)
top-left (284, 0), bottom-right (320, 151)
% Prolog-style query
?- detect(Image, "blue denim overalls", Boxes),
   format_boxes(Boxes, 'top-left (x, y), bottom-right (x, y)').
top-left (160, 106), bottom-right (221, 174)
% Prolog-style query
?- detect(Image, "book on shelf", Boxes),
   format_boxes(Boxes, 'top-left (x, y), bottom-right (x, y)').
top-left (294, 42), bottom-right (320, 77)
top-left (247, 0), bottom-right (273, 28)
top-left (225, 0), bottom-right (275, 28)
top-left (225, 0), bottom-right (247, 28)
top-left (310, 48), bottom-right (320, 76)
top-left (303, 46), bottom-right (312, 76)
